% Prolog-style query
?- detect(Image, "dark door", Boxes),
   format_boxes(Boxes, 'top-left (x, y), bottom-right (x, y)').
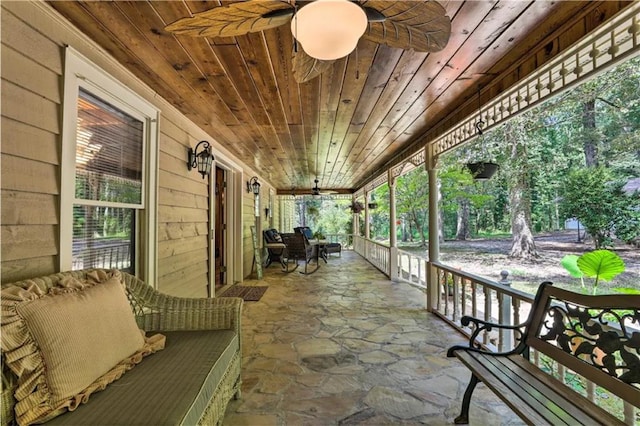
top-left (214, 167), bottom-right (226, 290)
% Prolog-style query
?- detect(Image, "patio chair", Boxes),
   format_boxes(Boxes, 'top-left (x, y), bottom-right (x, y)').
top-left (294, 226), bottom-right (342, 260)
top-left (263, 228), bottom-right (286, 268)
top-left (280, 232), bottom-right (319, 274)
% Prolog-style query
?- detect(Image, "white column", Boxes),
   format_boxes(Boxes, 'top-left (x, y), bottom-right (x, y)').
top-left (389, 170), bottom-right (398, 281)
top-left (426, 147), bottom-right (440, 311)
top-left (364, 190), bottom-right (370, 239)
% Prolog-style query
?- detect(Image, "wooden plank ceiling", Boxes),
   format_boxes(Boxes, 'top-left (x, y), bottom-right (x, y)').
top-left (48, 0), bottom-right (628, 194)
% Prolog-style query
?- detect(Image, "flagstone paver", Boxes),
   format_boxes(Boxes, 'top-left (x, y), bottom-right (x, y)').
top-left (224, 251), bottom-right (523, 425)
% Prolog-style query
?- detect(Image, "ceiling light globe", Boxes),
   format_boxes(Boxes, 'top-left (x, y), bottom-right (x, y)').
top-left (291, 0), bottom-right (368, 61)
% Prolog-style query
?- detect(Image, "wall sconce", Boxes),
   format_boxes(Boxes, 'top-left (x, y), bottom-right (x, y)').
top-left (246, 176), bottom-right (261, 195)
top-left (187, 140), bottom-right (214, 179)
top-left (264, 207), bottom-right (270, 219)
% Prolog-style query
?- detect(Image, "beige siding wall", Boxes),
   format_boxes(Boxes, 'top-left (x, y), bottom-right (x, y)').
top-left (0, 2), bottom-right (270, 292)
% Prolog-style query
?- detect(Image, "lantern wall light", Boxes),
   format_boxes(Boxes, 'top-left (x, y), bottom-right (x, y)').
top-left (246, 176), bottom-right (261, 195)
top-left (187, 140), bottom-right (214, 179)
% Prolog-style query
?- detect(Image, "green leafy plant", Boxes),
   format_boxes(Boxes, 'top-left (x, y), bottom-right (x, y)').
top-left (560, 249), bottom-right (626, 294)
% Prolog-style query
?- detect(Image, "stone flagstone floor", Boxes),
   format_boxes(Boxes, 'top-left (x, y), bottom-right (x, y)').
top-left (223, 251), bottom-right (523, 425)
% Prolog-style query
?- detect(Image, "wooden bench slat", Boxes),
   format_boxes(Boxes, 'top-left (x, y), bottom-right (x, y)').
top-left (480, 354), bottom-right (580, 425)
top-left (508, 355), bottom-right (627, 425)
top-left (456, 351), bottom-right (627, 426)
top-left (455, 351), bottom-right (566, 425)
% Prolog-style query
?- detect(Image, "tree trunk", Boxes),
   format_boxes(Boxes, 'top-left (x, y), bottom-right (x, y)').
top-left (510, 188), bottom-right (538, 259)
top-left (505, 119), bottom-right (539, 260)
top-left (455, 199), bottom-right (470, 240)
top-left (582, 98), bottom-right (599, 167)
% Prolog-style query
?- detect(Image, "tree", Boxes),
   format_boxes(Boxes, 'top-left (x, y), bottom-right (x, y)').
top-left (437, 165), bottom-right (491, 240)
top-left (395, 168), bottom-right (430, 246)
top-left (503, 117), bottom-right (539, 259)
top-left (561, 167), bottom-right (639, 248)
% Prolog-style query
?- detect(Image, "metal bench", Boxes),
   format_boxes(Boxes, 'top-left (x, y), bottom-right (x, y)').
top-left (447, 282), bottom-right (640, 425)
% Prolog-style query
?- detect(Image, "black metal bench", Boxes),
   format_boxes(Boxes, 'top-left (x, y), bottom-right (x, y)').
top-left (447, 282), bottom-right (640, 425)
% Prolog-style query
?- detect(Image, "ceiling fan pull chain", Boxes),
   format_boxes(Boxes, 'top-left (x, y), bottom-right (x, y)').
top-left (355, 45), bottom-right (360, 79)
top-left (293, 2), bottom-right (298, 53)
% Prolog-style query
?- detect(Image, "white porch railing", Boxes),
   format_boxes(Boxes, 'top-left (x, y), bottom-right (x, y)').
top-left (396, 248), bottom-right (428, 289)
top-left (353, 236), bottom-right (390, 276)
top-left (356, 244), bottom-right (635, 423)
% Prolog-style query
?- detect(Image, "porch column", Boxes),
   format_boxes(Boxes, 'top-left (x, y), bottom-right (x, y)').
top-left (426, 146), bottom-right (440, 311)
top-left (389, 169), bottom-right (398, 281)
top-left (364, 190), bottom-right (370, 239)
top-left (352, 195), bottom-right (359, 247)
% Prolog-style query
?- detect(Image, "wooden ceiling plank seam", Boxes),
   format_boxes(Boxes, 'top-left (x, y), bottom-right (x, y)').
top-left (235, 32), bottom-right (302, 178)
top-left (139, 3), bottom-right (286, 173)
top-left (336, 0), bottom-right (494, 184)
top-left (365, 0), bottom-right (574, 159)
top-left (331, 49), bottom-right (429, 188)
top-left (152, 0), bottom-right (296, 178)
top-left (323, 40), bottom-right (381, 188)
top-left (331, 0), bottom-right (470, 186)
top-left (150, 1), bottom-right (264, 127)
top-left (114, 1), bottom-right (240, 126)
top-left (298, 77), bottom-right (321, 189)
top-left (315, 57), bottom-right (348, 185)
top-left (326, 44), bottom-right (404, 188)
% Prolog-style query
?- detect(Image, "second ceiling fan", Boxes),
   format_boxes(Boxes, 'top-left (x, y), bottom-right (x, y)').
top-left (165, 0), bottom-right (451, 83)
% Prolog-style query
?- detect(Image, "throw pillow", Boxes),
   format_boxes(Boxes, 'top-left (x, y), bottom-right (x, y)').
top-left (1, 270), bottom-right (165, 425)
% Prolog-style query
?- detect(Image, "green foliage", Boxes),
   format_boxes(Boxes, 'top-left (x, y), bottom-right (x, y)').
top-left (560, 255), bottom-right (583, 278)
top-left (560, 249), bottom-right (626, 294)
top-left (560, 167), bottom-right (639, 248)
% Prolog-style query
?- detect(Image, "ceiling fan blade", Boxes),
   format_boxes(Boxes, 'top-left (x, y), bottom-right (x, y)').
top-left (360, 0), bottom-right (451, 52)
top-left (165, 0), bottom-right (294, 38)
top-left (292, 47), bottom-right (335, 83)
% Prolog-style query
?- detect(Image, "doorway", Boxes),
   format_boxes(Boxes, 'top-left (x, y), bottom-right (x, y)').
top-left (214, 166), bottom-right (226, 291)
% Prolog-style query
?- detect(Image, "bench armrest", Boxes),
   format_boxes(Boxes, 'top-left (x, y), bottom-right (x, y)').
top-left (446, 315), bottom-right (528, 357)
top-left (122, 272), bottom-right (243, 334)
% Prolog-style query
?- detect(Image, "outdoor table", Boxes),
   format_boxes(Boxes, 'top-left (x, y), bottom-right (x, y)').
top-left (309, 239), bottom-right (328, 263)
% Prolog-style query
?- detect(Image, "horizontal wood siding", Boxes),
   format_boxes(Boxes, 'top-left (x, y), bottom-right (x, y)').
top-left (157, 117), bottom-right (210, 297)
top-left (0, 4), bottom-right (62, 283)
top-left (1, 2), bottom-right (262, 292)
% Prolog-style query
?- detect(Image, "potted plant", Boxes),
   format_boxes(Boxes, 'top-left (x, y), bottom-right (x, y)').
top-left (466, 162), bottom-right (499, 180)
top-left (349, 201), bottom-right (364, 214)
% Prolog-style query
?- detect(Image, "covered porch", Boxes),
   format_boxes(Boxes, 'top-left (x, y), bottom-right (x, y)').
top-left (225, 251), bottom-right (521, 425)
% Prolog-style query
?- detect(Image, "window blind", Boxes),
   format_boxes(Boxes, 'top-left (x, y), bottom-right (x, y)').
top-left (75, 88), bottom-right (143, 205)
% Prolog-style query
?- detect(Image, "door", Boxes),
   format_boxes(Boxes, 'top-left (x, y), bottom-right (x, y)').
top-left (214, 167), bottom-right (226, 290)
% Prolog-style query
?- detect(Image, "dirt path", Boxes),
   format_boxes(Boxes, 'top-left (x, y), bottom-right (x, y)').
top-left (433, 231), bottom-right (640, 291)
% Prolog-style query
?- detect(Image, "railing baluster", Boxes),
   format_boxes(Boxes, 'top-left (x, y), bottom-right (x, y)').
top-left (483, 285), bottom-right (491, 346)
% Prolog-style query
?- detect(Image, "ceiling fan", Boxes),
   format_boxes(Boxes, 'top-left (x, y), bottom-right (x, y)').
top-left (165, 0), bottom-right (451, 83)
top-left (311, 178), bottom-right (337, 196)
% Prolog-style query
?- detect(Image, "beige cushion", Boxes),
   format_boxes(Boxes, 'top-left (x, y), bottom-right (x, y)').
top-left (1, 270), bottom-right (165, 426)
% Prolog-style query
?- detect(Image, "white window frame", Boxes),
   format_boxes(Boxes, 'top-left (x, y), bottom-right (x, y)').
top-left (60, 47), bottom-right (159, 285)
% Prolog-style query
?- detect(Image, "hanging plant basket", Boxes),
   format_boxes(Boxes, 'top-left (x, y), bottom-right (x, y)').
top-left (466, 162), bottom-right (499, 180)
top-left (349, 201), bottom-right (364, 214)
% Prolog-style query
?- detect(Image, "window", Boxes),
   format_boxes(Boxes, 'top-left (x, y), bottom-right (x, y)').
top-left (61, 48), bottom-right (158, 283)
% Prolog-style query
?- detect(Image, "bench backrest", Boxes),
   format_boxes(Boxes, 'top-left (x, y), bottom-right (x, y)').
top-left (525, 283), bottom-right (640, 408)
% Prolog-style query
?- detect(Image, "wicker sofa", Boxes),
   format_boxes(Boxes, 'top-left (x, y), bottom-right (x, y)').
top-left (1, 269), bottom-right (243, 426)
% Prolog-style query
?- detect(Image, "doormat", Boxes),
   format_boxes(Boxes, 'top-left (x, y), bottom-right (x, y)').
top-left (220, 286), bottom-right (268, 301)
